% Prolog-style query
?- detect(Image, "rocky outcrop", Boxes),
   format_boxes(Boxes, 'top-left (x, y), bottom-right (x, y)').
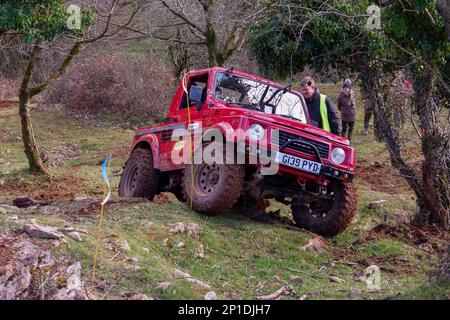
top-left (0, 236), bottom-right (87, 300)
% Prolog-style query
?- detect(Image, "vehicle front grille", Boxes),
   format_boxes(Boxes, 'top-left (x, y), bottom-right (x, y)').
top-left (272, 130), bottom-right (330, 160)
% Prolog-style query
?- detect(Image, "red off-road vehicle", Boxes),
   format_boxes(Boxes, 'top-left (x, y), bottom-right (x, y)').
top-left (119, 67), bottom-right (357, 236)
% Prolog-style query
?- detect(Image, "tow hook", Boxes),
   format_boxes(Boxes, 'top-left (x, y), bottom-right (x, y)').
top-left (297, 178), bottom-right (306, 191)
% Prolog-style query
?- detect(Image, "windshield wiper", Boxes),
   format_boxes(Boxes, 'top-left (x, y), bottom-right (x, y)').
top-left (232, 102), bottom-right (261, 111)
top-left (276, 114), bottom-right (298, 121)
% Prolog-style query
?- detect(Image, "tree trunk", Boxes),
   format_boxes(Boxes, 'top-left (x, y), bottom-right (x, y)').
top-left (18, 93), bottom-right (47, 174)
top-left (360, 66), bottom-right (449, 230)
top-left (16, 40), bottom-right (82, 174)
top-left (412, 70), bottom-right (450, 229)
top-left (359, 69), bottom-right (425, 213)
top-left (18, 42), bottom-right (47, 174)
top-left (205, 23), bottom-right (221, 67)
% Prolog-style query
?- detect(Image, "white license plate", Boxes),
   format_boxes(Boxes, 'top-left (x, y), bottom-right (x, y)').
top-left (275, 152), bottom-right (321, 174)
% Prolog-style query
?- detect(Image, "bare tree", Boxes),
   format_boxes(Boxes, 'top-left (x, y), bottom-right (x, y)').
top-left (139, 0), bottom-right (262, 67)
top-left (2, 0), bottom-right (145, 174)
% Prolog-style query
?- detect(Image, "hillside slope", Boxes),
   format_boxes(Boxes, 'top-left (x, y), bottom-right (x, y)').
top-left (0, 95), bottom-right (448, 299)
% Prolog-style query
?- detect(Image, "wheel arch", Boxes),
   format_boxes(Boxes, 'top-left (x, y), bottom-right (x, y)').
top-left (131, 134), bottom-right (161, 169)
top-left (209, 121), bottom-right (234, 141)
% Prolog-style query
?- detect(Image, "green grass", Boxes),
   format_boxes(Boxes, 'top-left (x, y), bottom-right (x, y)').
top-left (0, 95), bottom-right (448, 300)
top-left (402, 280), bottom-right (450, 299)
top-left (6, 199), bottom-right (438, 300)
top-left (357, 238), bottom-right (407, 257)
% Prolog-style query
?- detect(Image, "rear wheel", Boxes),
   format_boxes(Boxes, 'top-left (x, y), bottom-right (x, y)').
top-left (182, 161), bottom-right (244, 215)
top-left (118, 148), bottom-right (160, 199)
top-left (291, 182), bottom-right (357, 236)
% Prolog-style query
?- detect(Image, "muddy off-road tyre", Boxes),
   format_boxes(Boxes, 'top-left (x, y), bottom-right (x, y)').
top-left (118, 148), bottom-right (160, 199)
top-left (292, 182), bottom-right (357, 236)
top-left (182, 162), bottom-right (244, 215)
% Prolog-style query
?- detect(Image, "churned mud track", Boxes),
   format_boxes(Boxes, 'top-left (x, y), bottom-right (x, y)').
top-left (356, 158), bottom-right (411, 194)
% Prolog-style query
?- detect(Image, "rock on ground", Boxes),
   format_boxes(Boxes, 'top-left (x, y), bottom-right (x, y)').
top-left (169, 222), bottom-right (185, 234)
top-left (24, 223), bottom-right (64, 240)
top-left (186, 223), bottom-right (202, 238)
top-left (13, 197), bottom-right (37, 208)
top-left (300, 236), bottom-right (328, 255)
top-left (257, 285), bottom-right (296, 300)
top-left (204, 291), bottom-right (218, 300)
top-left (120, 239), bottom-right (131, 252)
top-left (173, 269), bottom-right (211, 289)
top-left (176, 241), bottom-right (185, 249)
top-left (0, 236), bottom-right (88, 300)
top-left (329, 275), bottom-right (345, 283)
top-left (121, 292), bottom-right (153, 300)
top-left (289, 275), bottom-right (302, 282)
top-left (0, 239), bottom-right (43, 300)
top-left (53, 262), bottom-right (88, 300)
top-left (0, 204), bottom-right (19, 215)
top-left (66, 231), bottom-right (82, 241)
top-left (195, 252), bottom-right (205, 260)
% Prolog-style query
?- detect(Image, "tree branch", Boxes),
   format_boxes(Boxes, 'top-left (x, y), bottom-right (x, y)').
top-left (103, 21), bottom-right (207, 45)
top-left (218, 24), bottom-right (247, 61)
top-left (159, 0), bottom-right (205, 35)
top-left (390, 38), bottom-right (450, 95)
top-left (29, 41), bottom-right (83, 97)
top-left (29, 0), bottom-right (146, 97)
top-left (20, 40), bottom-right (43, 97)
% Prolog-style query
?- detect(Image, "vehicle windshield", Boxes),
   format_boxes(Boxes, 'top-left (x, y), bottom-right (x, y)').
top-left (214, 72), bottom-right (308, 124)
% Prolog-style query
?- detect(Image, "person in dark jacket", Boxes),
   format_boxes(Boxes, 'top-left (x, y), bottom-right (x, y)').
top-left (300, 77), bottom-right (341, 135)
top-left (337, 79), bottom-right (357, 141)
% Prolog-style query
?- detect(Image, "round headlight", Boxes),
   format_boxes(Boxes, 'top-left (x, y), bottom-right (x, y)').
top-left (249, 123), bottom-right (265, 141)
top-left (331, 147), bottom-right (346, 165)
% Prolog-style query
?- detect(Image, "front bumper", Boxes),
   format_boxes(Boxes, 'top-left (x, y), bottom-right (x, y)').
top-left (237, 141), bottom-right (355, 182)
top-left (319, 165), bottom-right (354, 182)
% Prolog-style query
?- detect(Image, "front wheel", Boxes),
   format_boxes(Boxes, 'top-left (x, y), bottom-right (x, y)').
top-left (118, 148), bottom-right (160, 199)
top-left (291, 182), bottom-right (357, 236)
top-left (182, 162), bottom-right (244, 215)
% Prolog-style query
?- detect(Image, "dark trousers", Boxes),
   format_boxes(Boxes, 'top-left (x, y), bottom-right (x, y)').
top-left (342, 120), bottom-right (355, 140)
top-left (364, 107), bottom-right (373, 130)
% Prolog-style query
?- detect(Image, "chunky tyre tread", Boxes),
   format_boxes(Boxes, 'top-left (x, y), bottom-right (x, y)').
top-left (292, 183), bottom-right (357, 236)
top-left (118, 148), bottom-right (160, 200)
top-left (182, 164), bottom-right (244, 215)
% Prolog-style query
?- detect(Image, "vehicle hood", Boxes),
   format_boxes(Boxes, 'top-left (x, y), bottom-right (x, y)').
top-left (248, 112), bottom-right (349, 146)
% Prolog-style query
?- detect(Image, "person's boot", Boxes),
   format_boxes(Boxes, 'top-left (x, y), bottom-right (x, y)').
top-left (348, 131), bottom-right (353, 142)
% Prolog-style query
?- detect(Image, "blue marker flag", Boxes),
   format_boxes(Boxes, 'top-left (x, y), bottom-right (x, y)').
top-left (101, 155), bottom-right (112, 205)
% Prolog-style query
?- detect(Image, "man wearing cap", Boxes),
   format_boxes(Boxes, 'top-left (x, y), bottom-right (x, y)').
top-left (299, 77), bottom-right (341, 135)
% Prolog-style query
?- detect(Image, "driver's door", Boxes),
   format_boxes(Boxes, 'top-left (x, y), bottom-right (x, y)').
top-left (165, 74), bottom-right (210, 168)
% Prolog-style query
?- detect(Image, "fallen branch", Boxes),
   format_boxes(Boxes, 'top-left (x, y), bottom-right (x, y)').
top-left (257, 285), bottom-right (296, 300)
